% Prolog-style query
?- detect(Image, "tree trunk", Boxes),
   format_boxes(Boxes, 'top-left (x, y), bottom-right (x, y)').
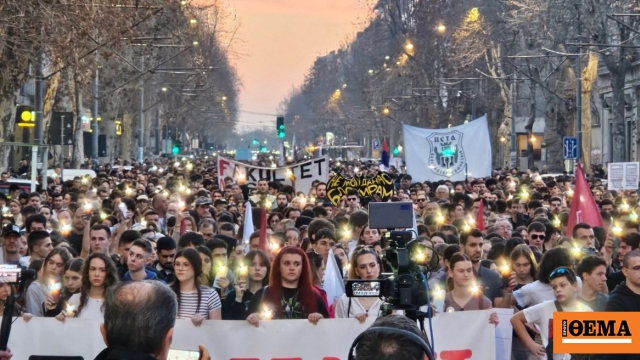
top-left (52, 68), bottom-right (74, 166)
top-left (581, 52), bottom-right (599, 174)
top-left (544, 100), bottom-right (569, 173)
top-left (525, 82), bottom-right (536, 169)
top-left (0, 86), bottom-right (21, 172)
top-left (610, 70), bottom-right (626, 162)
top-left (71, 74), bottom-right (84, 169)
top-left (119, 112), bottom-right (133, 160)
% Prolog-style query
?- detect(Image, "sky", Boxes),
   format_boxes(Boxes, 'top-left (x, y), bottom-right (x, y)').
top-left (229, 0), bottom-right (367, 130)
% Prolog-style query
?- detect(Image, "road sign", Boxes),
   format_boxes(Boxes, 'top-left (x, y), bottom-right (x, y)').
top-left (372, 139), bottom-right (380, 149)
top-left (563, 136), bottom-right (578, 160)
top-left (49, 112), bottom-right (75, 145)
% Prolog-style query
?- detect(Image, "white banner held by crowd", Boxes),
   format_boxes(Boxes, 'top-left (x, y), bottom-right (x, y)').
top-left (608, 162), bottom-right (639, 191)
top-left (217, 154), bottom-right (329, 194)
top-left (403, 115), bottom-right (492, 181)
top-left (8, 310), bottom-right (499, 359)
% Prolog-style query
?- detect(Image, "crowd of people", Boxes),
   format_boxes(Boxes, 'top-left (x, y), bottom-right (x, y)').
top-left (0, 155), bottom-right (635, 360)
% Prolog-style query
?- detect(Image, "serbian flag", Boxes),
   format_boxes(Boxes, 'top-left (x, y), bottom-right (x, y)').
top-left (258, 207), bottom-right (268, 252)
top-left (381, 137), bottom-right (390, 170)
top-left (477, 200), bottom-right (485, 232)
top-left (566, 162), bottom-right (603, 236)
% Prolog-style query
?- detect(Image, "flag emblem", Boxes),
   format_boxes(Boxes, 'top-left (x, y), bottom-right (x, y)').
top-left (426, 130), bottom-right (466, 177)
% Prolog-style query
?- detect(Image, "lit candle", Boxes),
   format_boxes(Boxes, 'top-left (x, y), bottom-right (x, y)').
top-left (432, 285), bottom-right (445, 312)
top-left (414, 251), bottom-right (426, 263)
top-left (81, 177), bottom-right (89, 184)
top-left (264, 201), bottom-right (272, 209)
top-left (436, 214), bottom-right (445, 224)
top-left (140, 220), bottom-right (147, 228)
top-left (572, 245), bottom-right (583, 257)
top-left (178, 201), bottom-right (185, 210)
top-left (343, 228), bottom-right (352, 239)
top-left (269, 241), bottom-right (280, 253)
top-left (500, 261), bottom-right (511, 277)
top-left (174, 162), bottom-right (180, 167)
top-left (620, 202), bottom-right (630, 212)
top-left (471, 283), bottom-right (481, 294)
top-left (49, 282), bottom-right (62, 298)
top-left (631, 212), bottom-right (639, 221)
top-left (309, 196), bottom-right (316, 204)
top-left (186, 163), bottom-right (193, 171)
top-left (1, 207), bottom-right (9, 214)
top-left (552, 217), bottom-right (561, 228)
top-left (520, 190), bottom-right (530, 200)
top-left (567, 189), bottom-right (574, 197)
top-left (66, 304), bottom-right (76, 316)
top-left (178, 185), bottom-right (186, 193)
top-left (163, 191), bottom-right (169, 197)
top-left (100, 212), bottom-right (107, 220)
top-left (216, 265), bottom-right (228, 278)
top-left (125, 188), bottom-right (134, 196)
top-left (467, 216), bottom-right (476, 226)
top-left (462, 223), bottom-right (471, 233)
top-left (83, 203), bottom-right (93, 214)
top-left (612, 224), bottom-right (623, 237)
top-left (61, 224), bottom-right (72, 233)
top-left (260, 306), bottom-right (273, 320)
top-left (237, 265), bottom-right (248, 276)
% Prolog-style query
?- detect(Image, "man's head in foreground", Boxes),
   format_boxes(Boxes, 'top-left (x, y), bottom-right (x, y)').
top-left (352, 315), bottom-right (429, 360)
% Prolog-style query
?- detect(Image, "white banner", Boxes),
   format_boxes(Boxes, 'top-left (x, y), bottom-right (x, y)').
top-left (7, 310), bottom-right (503, 359)
top-left (403, 116), bottom-right (492, 181)
top-left (217, 154), bottom-right (329, 194)
top-left (608, 162), bottom-right (639, 191)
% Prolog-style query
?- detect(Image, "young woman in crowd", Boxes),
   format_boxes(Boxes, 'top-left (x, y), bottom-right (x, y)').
top-left (57, 252), bottom-right (118, 321)
top-left (196, 245), bottom-right (215, 287)
top-left (172, 248), bottom-right (222, 326)
top-left (25, 248), bottom-right (72, 317)
top-left (333, 243), bottom-right (349, 269)
top-left (444, 253), bottom-right (499, 326)
top-left (268, 212), bottom-right (284, 233)
top-left (222, 249), bottom-right (271, 320)
top-left (246, 246), bottom-right (328, 326)
top-left (335, 246), bottom-right (384, 323)
top-left (358, 225), bottom-right (380, 246)
top-left (44, 258), bottom-right (84, 317)
top-left (306, 251), bottom-right (331, 317)
top-left (9, 199), bottom-right (22, 226)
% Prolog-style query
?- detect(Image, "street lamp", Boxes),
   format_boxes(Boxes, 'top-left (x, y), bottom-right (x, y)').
top-left (436, 24), bottom-right (446, 34)
top-left (193, 41), bottom-right (199, 46)
top-left (161, 87), bottom-right (167, 92)
top-left (222, 96), bottom-right (227, 101)
top-left (368, 69), bottom-right (374, 75)
top-left (382, 106), bottom-right (390, 116)
top-left (189, 19), bottom-right (197, 25)
top-left (405, 42), bottom-right (414, 51)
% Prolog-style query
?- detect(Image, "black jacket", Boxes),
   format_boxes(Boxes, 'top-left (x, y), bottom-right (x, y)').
top-left (605, 282), bottom-right (640, 312)
top-left (94, 347), bottom-right (157, 360)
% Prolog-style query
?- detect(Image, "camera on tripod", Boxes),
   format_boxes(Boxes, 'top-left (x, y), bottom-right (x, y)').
top-left (344, 202), bottom-right (437, 311)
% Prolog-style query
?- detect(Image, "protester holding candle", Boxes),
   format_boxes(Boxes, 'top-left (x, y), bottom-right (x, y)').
top-left (171, 248), bottom-right (221, 326)
top-left (246, 246), bottom-right (328, 326)
top-left (223, 250), bottom-right (270, 320)
top-left (44, 258), bottom-right (84, 317)
top-left (444, 253), bottom-right (499, 325)
top-left (25, 247), bottom-right (72, 317)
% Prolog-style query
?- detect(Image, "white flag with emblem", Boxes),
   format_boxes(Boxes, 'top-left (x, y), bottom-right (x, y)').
top-left (403, 115), bottom-right (492, 181)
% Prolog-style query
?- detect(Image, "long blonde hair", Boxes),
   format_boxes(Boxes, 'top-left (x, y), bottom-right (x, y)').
top-left (347, 246), bottom-right (382, 280)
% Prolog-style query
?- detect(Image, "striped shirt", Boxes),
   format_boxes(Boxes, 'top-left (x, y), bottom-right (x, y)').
top-left (177, 286), bottom-right (221, 319)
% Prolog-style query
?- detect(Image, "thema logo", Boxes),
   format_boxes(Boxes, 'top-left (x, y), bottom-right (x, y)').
top-left (553, 312), bottom-right (639, 354)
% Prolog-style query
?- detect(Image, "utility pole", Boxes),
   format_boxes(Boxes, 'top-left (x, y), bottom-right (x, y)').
top-left (138, 85), bottom-right (144, 163)
top-left (510, 74), bottom-right (517, 168)
top-left (576, 47), bottom-right (583, 163)
top-left (35, 57), bottom-right (45, 189)
top-left (155, 107), bottom-right (160, 154)
top-left (91, 54), bottom-right (99, 165)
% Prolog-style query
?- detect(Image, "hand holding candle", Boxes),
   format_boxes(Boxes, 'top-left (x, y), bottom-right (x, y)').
top-left (260, 305), bottom-right (273, 320)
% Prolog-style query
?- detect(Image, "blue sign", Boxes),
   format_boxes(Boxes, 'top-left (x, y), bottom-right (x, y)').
top-left (563, 136), bottom-right (578, 160)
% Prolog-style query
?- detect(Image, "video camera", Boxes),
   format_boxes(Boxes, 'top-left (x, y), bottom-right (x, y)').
top-left (345, 202), bottom-right (438, 313)
top-left (0, 264), bottom-right (36, 351)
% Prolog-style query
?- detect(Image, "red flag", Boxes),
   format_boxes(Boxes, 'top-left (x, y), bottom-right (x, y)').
top-left (477, 200), bottom-right (485, 231)
top-left (258, 207), bottom-right (268, 252)
top-left (566, 163), bottom-right (603, 236)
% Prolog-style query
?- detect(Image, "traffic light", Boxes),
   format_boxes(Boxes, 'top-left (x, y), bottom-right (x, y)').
top-left (252, 139), bottom-right (259, 145)
top-left (172, 140), bottom-right (182, 155)
top-left (393, 147), bottom-right (400, 156)
top-left (16, 105), bottom-right (35, 127)
top-left (260, 145), bottom-right (267, 153)
top-left (276, 116), bottom-right (285, 138)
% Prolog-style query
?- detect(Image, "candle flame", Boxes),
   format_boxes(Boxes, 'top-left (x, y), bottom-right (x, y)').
top-left (260, 306), bottom-right (273, 320)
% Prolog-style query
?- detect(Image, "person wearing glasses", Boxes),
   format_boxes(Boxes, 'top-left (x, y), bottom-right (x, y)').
top-left (511, 267), bottom-right (591, 360)
top-left (415, 194), bottom-right (428, 218)
top-left (606, 250), bottom-right (640, 313)
top-left (494, 219), bottom-right (513, 240)
top-left (345, 189), bottom-right (361, 214)
top-left (527, 222), bottom-right (546, 253)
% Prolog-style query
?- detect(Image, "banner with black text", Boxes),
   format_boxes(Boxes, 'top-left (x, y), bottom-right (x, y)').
top-left (218, 155), bottom-right (329, 193)
top-left (403, 116), bottom-right (492, 181)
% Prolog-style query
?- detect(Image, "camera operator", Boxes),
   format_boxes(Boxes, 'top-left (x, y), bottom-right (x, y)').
top-left (95, 281), bottom-right (211, 360)
top-left (350, 315), bottom-right (427, 360)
